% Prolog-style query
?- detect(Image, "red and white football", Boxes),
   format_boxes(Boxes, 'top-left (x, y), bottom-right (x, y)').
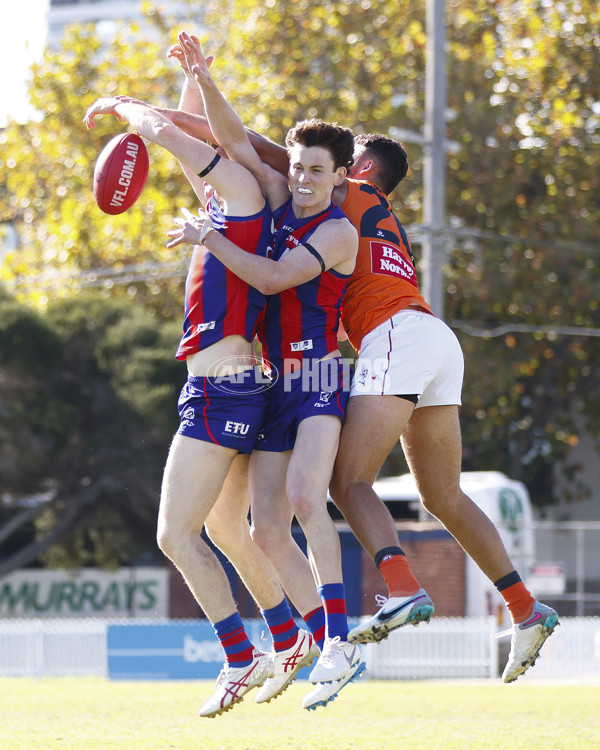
top-left (93, 133), bottom-right (149, 215)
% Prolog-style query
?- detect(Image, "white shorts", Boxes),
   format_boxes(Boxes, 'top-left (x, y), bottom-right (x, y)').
top-left (350, 310), bottom-right (464, 407)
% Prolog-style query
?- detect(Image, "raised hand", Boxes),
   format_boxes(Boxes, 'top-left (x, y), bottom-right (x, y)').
top-left (177, 31), bottom-right (213, 85)
top-left (169, 33), bottom-right (213, 76)
top-left (83, 97), bottom-right (127, 129)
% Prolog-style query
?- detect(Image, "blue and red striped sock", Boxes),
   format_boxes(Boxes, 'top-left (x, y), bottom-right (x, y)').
top-left (318, 582), bottom-right (349, 641)
top-left (260, 599), bottom-right (299, 653)
top-left (303, 605), bottom-right (326, 651)
top-left (213, 612), bottom-right (255, 668)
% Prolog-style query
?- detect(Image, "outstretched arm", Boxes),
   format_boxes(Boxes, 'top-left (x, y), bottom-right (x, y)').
top-left (168, 33), bottom-right (211, 117)
top-left (177, 32), bottom-right (289, 209)
top-left (83, 97), bottom-right (264, 215)
top-left (150, 109), bottom-right (290, 178)
top-left (167, 33), bottom-right (215, 203)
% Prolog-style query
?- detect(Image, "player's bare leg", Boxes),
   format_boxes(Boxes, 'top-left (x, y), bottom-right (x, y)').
top-left (283, 415), bottom-right (365, 688)
top-left (286, 414), bottom-right (344, 587)
top-left (249, 449), bottom-right (323, 616)
top-left (330, 394), bottom-right (415, 559)
top-left (251, 426), bottom-right (364, 689)
top-left (403, 404), bottom-right (559, 680)
top-left (206, 453), bottom-right (318, 703)
top-left (205, 453), bottom-right (284, 611)
top-left (157, 433), bottom-right (241, 621)
top-left (159, 435), bottom-right (274, 717)
top-left (331, 395), bottom-right (433, 643)
top-left (401, 405), bottom-right (515, 582)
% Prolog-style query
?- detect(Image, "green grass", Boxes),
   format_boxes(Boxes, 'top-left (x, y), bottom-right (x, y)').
top-left (2, 677), bottom-right (599, 750)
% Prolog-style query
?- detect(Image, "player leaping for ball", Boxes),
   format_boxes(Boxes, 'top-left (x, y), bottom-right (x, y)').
top-left (155, 53), bottom-right (559, 692)
top-left (166, 32), bottom-right (365, 711)
top-left (83, 65), bottom-right (320, 718)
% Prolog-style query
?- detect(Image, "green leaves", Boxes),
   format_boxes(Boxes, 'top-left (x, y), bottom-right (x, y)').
top-left (0, 0), bottom-right (598, 515)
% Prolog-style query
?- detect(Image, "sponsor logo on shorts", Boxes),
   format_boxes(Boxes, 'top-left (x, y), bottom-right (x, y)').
top-left (182, 406), bottom-right (195, 420)
top-left (314, 390), bottom-right (335, 407)
top-left (356, 367), bottom-right (370, 387)
top-left (224, 420), bottom-right (250, 436)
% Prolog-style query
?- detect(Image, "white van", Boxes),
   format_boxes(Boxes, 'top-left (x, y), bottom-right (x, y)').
top-left (371, 471), bottom-right (536, 623)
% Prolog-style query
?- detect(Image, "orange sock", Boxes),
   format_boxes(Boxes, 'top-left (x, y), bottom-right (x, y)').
top-left (379, 554), bottom-right (421, 597)
top-left (500, 581), bottom-right (535, 623)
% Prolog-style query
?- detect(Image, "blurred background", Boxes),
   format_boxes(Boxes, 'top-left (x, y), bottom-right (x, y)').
top-left (0, 0), bottom-right (598, 681)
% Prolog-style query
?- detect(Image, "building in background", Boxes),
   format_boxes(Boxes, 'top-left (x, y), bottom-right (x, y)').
top-left (47, 0), bottom-right (190, 47)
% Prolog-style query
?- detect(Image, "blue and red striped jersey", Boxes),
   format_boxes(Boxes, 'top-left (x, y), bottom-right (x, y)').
top-left (261, 199), bottom-right (351, 370)
top-left (176, 195), bottom-right (272, 360)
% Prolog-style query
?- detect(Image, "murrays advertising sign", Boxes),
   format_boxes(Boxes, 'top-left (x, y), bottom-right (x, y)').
top-left (0, 567), bottom-right (168, 618)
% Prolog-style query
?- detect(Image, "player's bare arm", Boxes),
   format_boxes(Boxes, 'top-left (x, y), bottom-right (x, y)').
top-left (166, 208), bottom-right (357, 294)
top-left (169, 34), bottom-right (217, 204)
top-left (134, 107), bottom-right (290, 178)
top-left (177, 32), bottom-right (289, 210)
top-left (303, 217), bottom-right (358, 276)
top-left (83, 97), bottom-right (264, 214)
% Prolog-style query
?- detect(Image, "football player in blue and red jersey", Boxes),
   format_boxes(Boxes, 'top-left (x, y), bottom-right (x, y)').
top-left (85, 67), bottom-right (317, 716)
top-left (167, 32), bottom-right (365, 709)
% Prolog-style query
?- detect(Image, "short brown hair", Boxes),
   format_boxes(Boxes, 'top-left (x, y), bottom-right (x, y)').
top-left (286, 118), bottom-right (354, 171)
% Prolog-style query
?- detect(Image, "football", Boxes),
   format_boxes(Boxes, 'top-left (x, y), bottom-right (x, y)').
top-left (93, 133), bottom-right (149, 215)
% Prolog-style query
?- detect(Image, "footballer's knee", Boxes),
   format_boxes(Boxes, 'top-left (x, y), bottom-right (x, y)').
top-left (156, 521), bottom-right (182, 564)
top-left (250, 517), bottom-right (279, 555)
top-left (420, 485), bottom-right (464, 520)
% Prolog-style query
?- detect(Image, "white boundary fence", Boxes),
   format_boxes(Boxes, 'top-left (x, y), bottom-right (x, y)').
top-left (0, 618), bottom-right (107, 677)
top-left (1, 617), bottom-right (599, 681)
top-left (364, 616), bottom-right (600, 682)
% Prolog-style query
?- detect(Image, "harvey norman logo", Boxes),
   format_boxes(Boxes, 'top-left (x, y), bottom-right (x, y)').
top-left (0, 567), bottom-right (168, 618)
top-left (370, 241), bottom-right (418, 286)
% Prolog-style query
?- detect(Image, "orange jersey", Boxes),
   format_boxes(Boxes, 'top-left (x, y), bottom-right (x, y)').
top-left (339, 179), bottom-right (433, 352)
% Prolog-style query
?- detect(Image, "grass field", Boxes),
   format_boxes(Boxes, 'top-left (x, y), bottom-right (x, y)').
top-left (2, 677), bottom-right (599, 750)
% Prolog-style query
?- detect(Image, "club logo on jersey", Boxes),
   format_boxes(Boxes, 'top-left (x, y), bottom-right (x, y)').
top-left (290, 339), bottom-right (314, 352)
top-left (196, 321), bottom-right (216, 333)
top-left (370, 242), bottom-right (418, 286)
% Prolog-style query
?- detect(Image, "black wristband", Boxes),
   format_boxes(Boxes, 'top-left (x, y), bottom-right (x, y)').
top-left (198, 152), bottom-right (221, 178)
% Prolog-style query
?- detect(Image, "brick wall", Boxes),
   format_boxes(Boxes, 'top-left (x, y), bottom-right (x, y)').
top-left (167, 522), bottom-right (467, 619)
top-left (359, 522), bottom-right (466, 616)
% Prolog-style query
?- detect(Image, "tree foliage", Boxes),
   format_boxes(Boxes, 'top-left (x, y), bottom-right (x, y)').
top-left (0, 0), bottom-right (599, 513)
top-left (0, 17), bottom-right (196, 315)
top-left (0, 291), bottom-right (183, 575)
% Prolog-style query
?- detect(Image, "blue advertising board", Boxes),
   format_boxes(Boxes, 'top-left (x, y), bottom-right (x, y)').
top-left (107, 617), bottom-right (361, 681)
top-left (108, 619), bottom-right (269, 680)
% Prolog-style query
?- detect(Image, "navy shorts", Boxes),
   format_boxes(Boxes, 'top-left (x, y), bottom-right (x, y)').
top-left (256, 357), bottom-right (352, 452)
top-left (177, 369), bottom-right (270, 453)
